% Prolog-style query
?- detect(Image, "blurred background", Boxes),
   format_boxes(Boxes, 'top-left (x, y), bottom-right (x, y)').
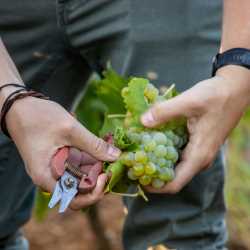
top-left (23, 81), bottom-right (250, 250)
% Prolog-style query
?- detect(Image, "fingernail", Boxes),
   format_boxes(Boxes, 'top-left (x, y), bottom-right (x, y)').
top-left (141, 112), bottom-right (154, 125)
top-left (108, 145), bottom-right (121, 159)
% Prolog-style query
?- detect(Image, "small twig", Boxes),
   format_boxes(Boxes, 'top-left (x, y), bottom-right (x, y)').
top-left (110, 185), bottom-right (149, 201)
top-left (110, 191), bottom-right (139, 197)
top-left (163, 84), bottom-right (175, 97)
top-left (137, 185), bottom-right (149, 202)
top-left (107, 114), bottom-right (126, 119)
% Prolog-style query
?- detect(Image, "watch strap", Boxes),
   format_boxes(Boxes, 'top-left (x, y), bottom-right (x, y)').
top-left (212, 48), bottom-right (250, 76)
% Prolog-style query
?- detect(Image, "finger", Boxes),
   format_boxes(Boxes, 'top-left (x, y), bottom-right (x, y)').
top-left (35, 168), bottom-right (57, 194)
top-left (69, 173), bottom-right (107, 210)
top-left (141, 92), bottom-right (192, 128)
top-left (70, 122), bottom-right (121, 162)
top-left (91, 173), bottom-right (108, 196)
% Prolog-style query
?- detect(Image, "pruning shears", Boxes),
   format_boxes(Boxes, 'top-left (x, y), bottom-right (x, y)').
top-left (48, 147), bottom-right (102, 213)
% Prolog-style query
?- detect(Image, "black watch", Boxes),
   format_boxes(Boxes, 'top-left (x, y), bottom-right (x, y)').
top-left (212, 48), bottom-right (250, 76)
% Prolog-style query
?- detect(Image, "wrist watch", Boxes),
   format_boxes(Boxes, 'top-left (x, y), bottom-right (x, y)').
top-left (212, 48), bottom-right (250, 76)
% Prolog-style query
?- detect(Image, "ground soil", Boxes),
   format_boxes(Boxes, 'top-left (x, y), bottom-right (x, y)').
top-left (23, 195), bottom-right (248, 250)
top-left (24, 195), bottom-right (125, 250)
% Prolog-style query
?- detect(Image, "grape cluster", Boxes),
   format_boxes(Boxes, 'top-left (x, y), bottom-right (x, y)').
top-left (121, 129), bottom-right (187, 188)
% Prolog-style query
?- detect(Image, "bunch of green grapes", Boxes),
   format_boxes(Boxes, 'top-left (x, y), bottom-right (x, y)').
top-left (121, 129), bottom-right (187, 188)
top-left (119, 82), bottom-right (188, 189)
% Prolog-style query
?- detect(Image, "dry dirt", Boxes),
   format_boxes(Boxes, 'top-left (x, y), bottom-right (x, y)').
top-left (24, 195), bottom-right (125, 250)
top-left (23, 195), bottom-right (247, 250)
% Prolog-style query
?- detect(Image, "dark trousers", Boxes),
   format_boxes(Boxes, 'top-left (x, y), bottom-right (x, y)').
top-left (0, 1), bottom-right (227, 249)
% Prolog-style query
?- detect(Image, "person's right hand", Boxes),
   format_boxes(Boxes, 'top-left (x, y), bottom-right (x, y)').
top-left (5, 96), bottom-right (121, 210)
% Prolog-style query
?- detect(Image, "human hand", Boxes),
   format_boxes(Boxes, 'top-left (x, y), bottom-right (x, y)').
top-left (5, 96), bottom-right (121, 209)
top-left (141, 66), bottom-right (250, 194)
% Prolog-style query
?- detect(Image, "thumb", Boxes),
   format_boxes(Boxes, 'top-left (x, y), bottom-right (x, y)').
top-left (141, 92), bottom-right (192, 128)
top-left (70, 122), bottom-right (121, 162)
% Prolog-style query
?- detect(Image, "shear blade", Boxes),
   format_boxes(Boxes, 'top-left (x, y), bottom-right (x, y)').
top-left (58, 188), bottom-right (78, 213)
top-left (48, 181), bottom-right (62, 208)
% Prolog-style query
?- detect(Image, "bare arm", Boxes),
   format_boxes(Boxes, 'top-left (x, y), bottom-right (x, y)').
top-left (0, 39), bottom-right (24, 107)
top-left (221, 0), bottom-right (250, 51)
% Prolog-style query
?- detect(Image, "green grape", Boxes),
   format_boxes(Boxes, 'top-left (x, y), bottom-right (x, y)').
top-left (175, 127), bottom-right (186, 136)
top-left (165, 160), bottom-right (174, 168)
top-left (177, 137), bottom-right (184, 148)
top-left (166, 147), bottom-right (179, 160)
top-left (152, 178), bottom-right (165, 189)
top-left (133, 163), bottom-right (145, 177)
top-left (127, 168), bottom-right (138, 180)
top-left (156, 157), bottom-right (167, 167)
top-left (154, 145), bottom-right (167, 158)
top-left (144, 84), bottom-right (159, 103)
top-left (165, 146), bottom-right (179, 162)
top-left (159, 167), bottom-right (175, 182)
top-left (152, 154), bottom-right (159, 163)
top-left (164, 130), bottom-right (176, 140)
top-left (153, 132), bottom-right (167, 145)
top-left (147, 152), bottom-right (154, 159)
top-left (147, 152), bottom-right (157, 164)
top-left (127, 132), bottom-right (141, 144)
top-left (121, 152), bottom-right (135, 167)
top-left (144, 140), bottom-right (156, 152)
top-left (139, 175), bottom-right (152, 186)
top-left (165, 137), bottom-right (174, 146)
top-left (145, 162), bottom-right (157, 175)
top-left (141, 133), bottom-right (152, 144)
top-left (121, 87), bottom-right (129, 98)
top-left (135, 150), bottom-right (148, 163)
top-left (182, 134), bottom-right (188, 146)
top-left (172, 134), bottom-right (181, 147)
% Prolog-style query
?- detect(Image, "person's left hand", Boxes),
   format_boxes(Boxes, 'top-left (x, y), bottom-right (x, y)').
top-left (141, 66), bottom-right (250, 194)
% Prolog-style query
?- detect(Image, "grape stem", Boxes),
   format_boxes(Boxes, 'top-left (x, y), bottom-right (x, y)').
top-left (107, 114), bottom-right (126, 119)
top-left (110, 191), bottom-right (140, 197)
top-left (137, 185), bottom-right (149, 201)
top-left (110, 185), bottom-right (148, 202)
top-left (163, 84), bottom-right (175, 97)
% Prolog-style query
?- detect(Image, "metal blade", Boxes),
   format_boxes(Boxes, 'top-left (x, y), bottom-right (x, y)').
top-left (48, 181), bottom-right (62, 208)
top-left (58, 171), bottom-right (78, 213)
top-left (58, 188), bottom-right (78, 213)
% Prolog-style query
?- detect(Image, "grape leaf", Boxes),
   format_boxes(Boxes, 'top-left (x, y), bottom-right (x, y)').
top-left (114, 126), bottom-right (134, 149)
top-left (104, 160), bottom-right (126, 193)
top-left (99, 115), bottom-right (123, 137)
top-left (123, 78), bottom-right (149, 126)
top-left (94, 66), bottom-right (128, 114)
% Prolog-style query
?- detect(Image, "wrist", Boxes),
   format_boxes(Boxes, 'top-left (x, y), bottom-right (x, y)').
top-left (216, 65), bottom-right (250, 107)
top-left (0, 84), bottom-right (25, 109)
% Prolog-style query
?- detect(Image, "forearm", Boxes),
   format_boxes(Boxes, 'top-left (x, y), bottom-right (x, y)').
top-left (221, 0), bottom-right (250, 51)
top-left (0, 38), bottom-right (24, 108)
top-left (216, 1), bottom-right (250, 107)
